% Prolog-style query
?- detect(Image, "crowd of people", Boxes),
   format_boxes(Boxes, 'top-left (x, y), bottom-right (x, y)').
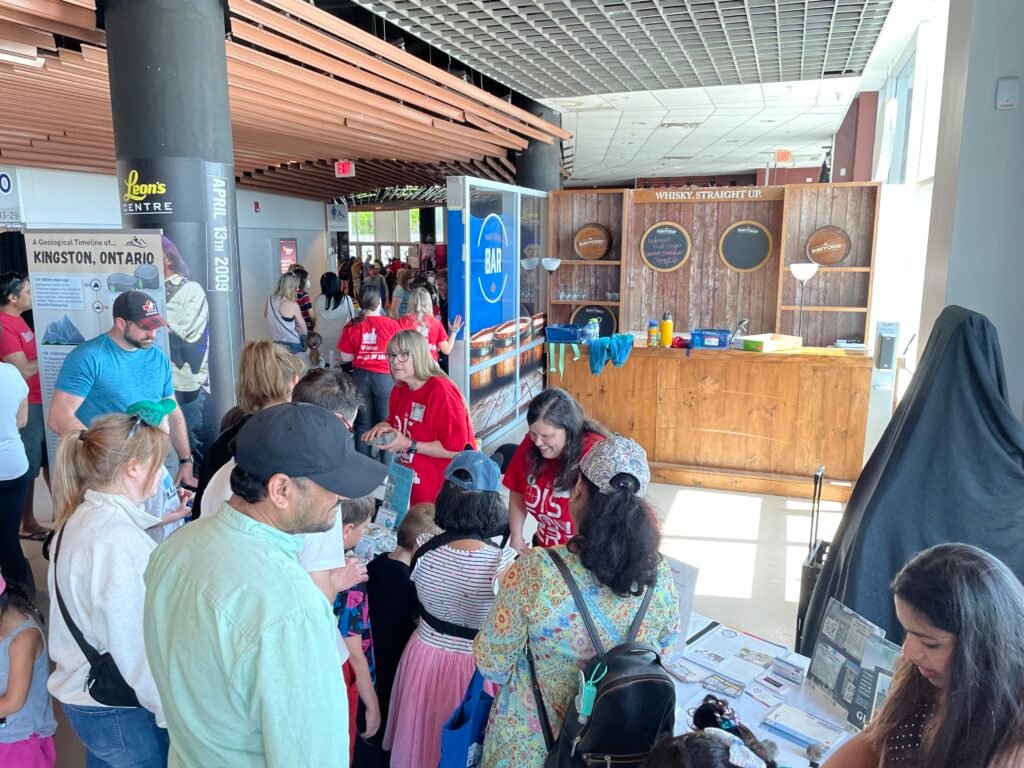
top-left (2, 262), bottom-right (1024, 768)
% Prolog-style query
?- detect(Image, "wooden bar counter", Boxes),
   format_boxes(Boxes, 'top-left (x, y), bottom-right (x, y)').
top-left (557, 345), bottom-right (872, 501)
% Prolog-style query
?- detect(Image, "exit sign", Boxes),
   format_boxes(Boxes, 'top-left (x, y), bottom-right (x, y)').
top-left (774, 149), bottom-right (792, 163)
top-left (334, 160), bottom-right (355, 178)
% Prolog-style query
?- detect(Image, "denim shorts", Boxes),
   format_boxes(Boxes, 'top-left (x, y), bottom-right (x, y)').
top-left (19, 403), bottom-right (47, 480)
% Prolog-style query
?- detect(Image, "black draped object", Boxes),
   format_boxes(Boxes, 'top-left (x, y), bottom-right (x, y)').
top-left (798, 306), bottom-right (1024, 654)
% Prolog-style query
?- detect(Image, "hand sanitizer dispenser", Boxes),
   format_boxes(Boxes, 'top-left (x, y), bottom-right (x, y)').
top-left (863, 322), bottom-right (900, 464)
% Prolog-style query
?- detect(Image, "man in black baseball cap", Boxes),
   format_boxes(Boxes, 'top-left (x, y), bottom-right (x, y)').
top-left (112, 289), bottom-right (169, 335)
top-left (144, 401), bottom-right (388, 765)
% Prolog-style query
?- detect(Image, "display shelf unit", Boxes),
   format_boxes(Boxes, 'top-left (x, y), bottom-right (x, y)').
top-left (547, 189), bottom-right (627, 328)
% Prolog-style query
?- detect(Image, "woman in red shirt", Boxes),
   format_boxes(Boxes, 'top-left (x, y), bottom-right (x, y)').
top-left (339, 284), bottom-right (401, 463)
top-left (362, 330), bottom-right (475, 506)
top-left (398, 288), bottom-right (464, 362)
top-left (503, 388), bottom-right (609, 553)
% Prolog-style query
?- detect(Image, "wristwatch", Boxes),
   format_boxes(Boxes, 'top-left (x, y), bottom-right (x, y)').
top-left (179, 454), bottom-right (194, 465)
top-left (408, 440), bottom-right (418, 456)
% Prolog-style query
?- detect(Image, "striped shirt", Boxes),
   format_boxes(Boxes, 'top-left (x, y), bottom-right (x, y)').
top-left (412, 535), bottom-right (517, 653)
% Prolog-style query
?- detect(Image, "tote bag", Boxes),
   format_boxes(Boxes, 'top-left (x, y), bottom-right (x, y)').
top-left (438, 670), bottom-right (493, 768)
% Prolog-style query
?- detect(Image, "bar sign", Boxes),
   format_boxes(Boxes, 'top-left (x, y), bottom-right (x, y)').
top-left (334, 160), bottom-right (356, 178)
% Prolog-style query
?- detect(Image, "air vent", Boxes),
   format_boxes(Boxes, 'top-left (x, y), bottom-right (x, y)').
top-left (658, 122), bottom-right (702, 130)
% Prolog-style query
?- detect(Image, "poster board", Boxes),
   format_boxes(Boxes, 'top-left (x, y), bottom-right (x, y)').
top-left (25, 230), bottom-right (168, 459)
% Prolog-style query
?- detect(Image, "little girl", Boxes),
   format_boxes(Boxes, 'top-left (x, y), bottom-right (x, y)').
top-left (304, 332), bottom-right (326, 371)
top-left (0, 572), bottom-right (57, 767)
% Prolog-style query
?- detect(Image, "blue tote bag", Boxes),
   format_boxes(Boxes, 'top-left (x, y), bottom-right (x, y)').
top-left (438, 670), bottom-right (493, 768)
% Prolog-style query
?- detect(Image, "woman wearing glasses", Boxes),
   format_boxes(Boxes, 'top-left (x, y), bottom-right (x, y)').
top-left (362, 330), bottom-right (475, 506)
top-left (48, 403), bottom-right (184, 767)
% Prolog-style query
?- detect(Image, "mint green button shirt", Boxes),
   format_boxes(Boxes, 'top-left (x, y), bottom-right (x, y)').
top-left (144, 503), bottom-right (348, 768)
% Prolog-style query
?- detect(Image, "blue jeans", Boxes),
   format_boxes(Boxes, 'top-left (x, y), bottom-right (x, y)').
top-left (63, 704), bottom-right (169, 768)
top-left (352, 368), bottom-right (395, 467)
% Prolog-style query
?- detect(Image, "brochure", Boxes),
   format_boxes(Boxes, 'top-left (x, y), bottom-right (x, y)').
top-left (807, 598), bottom-right (886, 720)
top-left (665, 556), bottom-right (699, 653)
top-left (762, 704), bottom-right (849, 751)
top-left (846, 633), bottom-right (902, 730)
top-left (682, 623), bottom-right (787, 687)
top-left (375, 462), bottom-right (416, 530)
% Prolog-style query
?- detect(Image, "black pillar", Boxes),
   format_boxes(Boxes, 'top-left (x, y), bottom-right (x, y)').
top-left (512, 95), bottom-right (563, 192)
top-left (105, 0), bottom-right (243, 456)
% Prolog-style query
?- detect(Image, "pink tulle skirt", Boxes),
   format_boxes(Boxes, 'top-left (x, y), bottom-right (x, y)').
top-left (383, 632), bottom-right (496, 768)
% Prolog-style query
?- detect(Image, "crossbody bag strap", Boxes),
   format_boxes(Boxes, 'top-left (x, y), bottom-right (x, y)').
top-left (526, 641), bottom-right (555, 751)
top-left (626, 585), bottom-right (655, 643)
top-left (52, 525), bottom-right (102, 666)
top-left (546, 548), bottom-right (606, 656)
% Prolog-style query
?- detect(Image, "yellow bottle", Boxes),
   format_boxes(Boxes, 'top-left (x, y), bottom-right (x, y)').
top-left (659, 312), bottom-right (673, 347)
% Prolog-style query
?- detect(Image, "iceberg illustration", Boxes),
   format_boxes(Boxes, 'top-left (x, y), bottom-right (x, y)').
top-left (42, 315), bottom-right (86, 345)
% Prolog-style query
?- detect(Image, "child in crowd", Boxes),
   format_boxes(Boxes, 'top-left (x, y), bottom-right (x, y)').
top-left (304, 331), bottom-right (325, 370)
top-left (366, 504), bottom-right (441, 755)
top-left (0, 572), bottom-right (57, 767)
top-left (336, 496), bottom-right (380, 764)
top-left (643, 696), bottom-right (778, 768)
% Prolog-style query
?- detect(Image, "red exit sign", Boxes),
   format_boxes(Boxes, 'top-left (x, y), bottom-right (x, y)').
top-left (774, 149), bottom-right (792, 163)
top-left (334, 160), bottom-right (355, 178)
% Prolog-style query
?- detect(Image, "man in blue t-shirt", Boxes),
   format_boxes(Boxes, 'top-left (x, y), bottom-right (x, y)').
top-left (47, 291), bottom-right (198, 488)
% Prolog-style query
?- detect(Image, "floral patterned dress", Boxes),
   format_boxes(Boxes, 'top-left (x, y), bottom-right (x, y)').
top-left (474, 545), bottom-right (679, 768)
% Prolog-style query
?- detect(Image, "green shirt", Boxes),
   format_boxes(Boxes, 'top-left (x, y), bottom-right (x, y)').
top-left (144, 503), bottom-right (348, 767)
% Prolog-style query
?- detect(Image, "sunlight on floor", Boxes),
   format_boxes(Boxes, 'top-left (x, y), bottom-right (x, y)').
top-left (661, 538), bottom-right (759, 599)
top-left (655, 487), bottom-right (763, 540)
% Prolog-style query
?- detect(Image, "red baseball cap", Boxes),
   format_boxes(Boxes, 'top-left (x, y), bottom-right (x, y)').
top-left (112, 291), bottom-right (168, 331)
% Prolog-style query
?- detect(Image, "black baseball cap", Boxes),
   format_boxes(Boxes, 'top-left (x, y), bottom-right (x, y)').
top-left (112, 290), bottom-right (168, 331)
top-left (235, 402), bottom-right (387, 498)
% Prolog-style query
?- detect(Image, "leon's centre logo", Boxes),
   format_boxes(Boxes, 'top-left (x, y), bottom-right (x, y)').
top-left (123, 169), bottom-right (173, 214)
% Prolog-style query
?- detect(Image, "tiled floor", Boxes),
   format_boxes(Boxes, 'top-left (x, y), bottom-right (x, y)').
top-left (24, 476), bottom-right (843, 767)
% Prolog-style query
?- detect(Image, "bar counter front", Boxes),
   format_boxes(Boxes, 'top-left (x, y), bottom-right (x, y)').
top-left (558, 345), bottom-right (872, 501)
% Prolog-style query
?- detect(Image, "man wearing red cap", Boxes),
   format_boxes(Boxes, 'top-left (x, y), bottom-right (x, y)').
top-left (47, 291), bottom-right (197, 487)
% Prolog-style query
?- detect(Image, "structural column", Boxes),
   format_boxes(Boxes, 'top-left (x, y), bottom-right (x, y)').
top-left (104, 0), bottom-right (244, 454)
top-left (512, 95), bottom-right (563, 192)
top-left (920, 0), bottom-right (1024, 418)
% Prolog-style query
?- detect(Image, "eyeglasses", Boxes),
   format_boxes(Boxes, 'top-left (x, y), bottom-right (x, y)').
top-left (386, 352), bottom-right (411, 363)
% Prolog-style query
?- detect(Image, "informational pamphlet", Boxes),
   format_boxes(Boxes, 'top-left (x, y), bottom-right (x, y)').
top-left (682, 623), bottom-right (788, 686)
top-left (846, 633), bottom-right (901, 730)
top-left (375, 462), bottom-right (416, 530)
top-left (762, 704), bottom-right (848, 751)
top-left (807, 598), bottom-right (887, 722)
top-left (665, 556), bottom-right (699, 653)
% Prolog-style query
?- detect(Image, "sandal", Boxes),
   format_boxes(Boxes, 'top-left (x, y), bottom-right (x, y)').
top-left (19, 529), bottom-right (50, 542)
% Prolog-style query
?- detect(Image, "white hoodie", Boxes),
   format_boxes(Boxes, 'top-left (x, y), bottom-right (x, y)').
top-left (47, 490), bottom-right (166, 725)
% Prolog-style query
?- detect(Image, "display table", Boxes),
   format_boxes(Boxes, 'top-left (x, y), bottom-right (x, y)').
top-left (555, 345), bottom-right (872, 501)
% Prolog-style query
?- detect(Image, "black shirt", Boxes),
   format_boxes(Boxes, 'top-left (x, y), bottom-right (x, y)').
top-left (192, 414), bottom-right (250, 518)
top-left (366, 553), bottom-right (418, 722)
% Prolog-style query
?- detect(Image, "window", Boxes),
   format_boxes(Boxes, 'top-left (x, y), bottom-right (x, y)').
top-left (409, 209), bottom-right (420, 242)
top-left (888, 54), bottom-right (916, 184)
top-left (349, 211), bottom-right (376, 242)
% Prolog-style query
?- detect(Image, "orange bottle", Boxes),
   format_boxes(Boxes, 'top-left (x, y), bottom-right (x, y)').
top-left (659, 312), bottom-right (673, 347)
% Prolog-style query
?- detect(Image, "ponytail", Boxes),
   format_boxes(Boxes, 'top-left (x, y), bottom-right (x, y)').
top-left (353, 283), bottom-right (381, 325)
top-left (572, 475), bottom-right (660, 596)
top-left (51, 414), bottom-right (169, 525)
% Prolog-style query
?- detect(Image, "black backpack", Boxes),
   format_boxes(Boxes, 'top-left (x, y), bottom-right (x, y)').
top-left (527, 549), bottom-right (675, 767)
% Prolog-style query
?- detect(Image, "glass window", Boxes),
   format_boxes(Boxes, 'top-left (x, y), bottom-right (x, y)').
top-left (436, 207), bottom-right (445, 243)
top-left (888, 54), bottom-right (915, 184)
top-left (409, 209), bottom-right (420, 242)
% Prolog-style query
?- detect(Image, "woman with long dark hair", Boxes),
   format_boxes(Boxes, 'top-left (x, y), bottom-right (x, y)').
top-left (824, 543), bottom-right (1024, 768)
top-left (313, 271), bottom-right (354, 355)
top-left (503, 388), bottom-right (608, 552)
top-left (475, 435), bottom-right (679, 767)
top-left (339, 284), bottom-right (401, 463)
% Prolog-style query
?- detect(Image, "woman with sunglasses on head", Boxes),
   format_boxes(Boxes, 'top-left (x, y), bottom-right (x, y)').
top-left (824, 543), bottom-right (1024, 768)
top-left (362, 330), bottom-right (475, 506)
top-left (48, 403), bottom-right (186, 768)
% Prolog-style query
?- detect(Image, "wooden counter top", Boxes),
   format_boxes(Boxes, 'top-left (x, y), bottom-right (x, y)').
top-left (583, 344), bottom-right (872, 368)
top-left (556, 343), bottom-right (871, 501)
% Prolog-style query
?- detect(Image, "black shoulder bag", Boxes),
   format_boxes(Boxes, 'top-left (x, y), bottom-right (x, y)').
top-left (53, 524), bottom-right (141, 708)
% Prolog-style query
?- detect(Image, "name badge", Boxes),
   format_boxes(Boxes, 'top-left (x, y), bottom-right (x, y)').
top-left (410, 403), bottom-right (426, 422)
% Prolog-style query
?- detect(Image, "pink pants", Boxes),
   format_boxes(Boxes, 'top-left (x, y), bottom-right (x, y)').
top-left (0, 734), bottom-right (56, 767)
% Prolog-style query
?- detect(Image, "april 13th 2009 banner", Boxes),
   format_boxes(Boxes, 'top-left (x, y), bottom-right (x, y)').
top-left (25, 230), bottom-right (169, 459)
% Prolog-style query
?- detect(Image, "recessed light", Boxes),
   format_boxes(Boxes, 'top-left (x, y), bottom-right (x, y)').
top-left (658, 122), bottom-right (702, 130)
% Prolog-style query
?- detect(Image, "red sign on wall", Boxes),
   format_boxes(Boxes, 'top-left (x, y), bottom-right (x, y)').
top-left (334, 160), bottom-right (355, 178)
top-left (774, 149), bottom-right (793, 163)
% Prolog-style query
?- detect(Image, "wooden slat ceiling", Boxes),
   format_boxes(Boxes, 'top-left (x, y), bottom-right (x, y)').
top-left (0, 0), bottom-right (568, 200)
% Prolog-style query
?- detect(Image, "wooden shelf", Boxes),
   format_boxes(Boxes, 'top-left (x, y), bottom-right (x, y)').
top-left (557, 260), bottom-right (622, 266)
top-left (814, 266), bottom-right (871, 273)
top-left (551, 300), bottom-right (621, 307)
top-left (779, 306), bottom-right (868, 312)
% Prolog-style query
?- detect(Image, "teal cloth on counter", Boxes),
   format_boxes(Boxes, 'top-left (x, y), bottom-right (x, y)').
top-left (588, 334), bottom-right (634, 375)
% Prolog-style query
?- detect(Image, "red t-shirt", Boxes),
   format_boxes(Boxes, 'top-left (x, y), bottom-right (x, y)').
top-left (0, 312), bottom-right (41, 404)
top-left (339, 315), bottom-right (400, 374)
top-left (388, 375), bottom-right (475, 506)
top-left (503, 431), bottom-right (606, 547)
top-left (398, 315), bottom-right (448, 361)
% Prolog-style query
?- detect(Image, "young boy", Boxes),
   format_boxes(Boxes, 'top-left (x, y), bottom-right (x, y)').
top-left (336, 496), bottom-right (379, 764)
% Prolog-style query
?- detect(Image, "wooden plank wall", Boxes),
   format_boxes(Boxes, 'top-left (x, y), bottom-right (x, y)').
top-left (777, 183), bottom-right (880, 346)
top-left (558, 350), bottom-right (871, 483)
top-left (621, 191), bottom-right (784, 334)
top-left (549, 190), bottom-right (624, 260)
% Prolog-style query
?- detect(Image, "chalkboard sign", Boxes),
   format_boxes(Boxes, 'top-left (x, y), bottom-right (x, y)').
top-left (641, 221), bottom-right (691, 272)
top-left (719, 220), bottom-right (773, 272)
top-left (571, 304), bottom-right (617, 338)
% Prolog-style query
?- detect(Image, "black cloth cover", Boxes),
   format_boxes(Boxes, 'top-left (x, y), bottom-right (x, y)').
top-left (798, 306), bottom-right (1024, 654)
